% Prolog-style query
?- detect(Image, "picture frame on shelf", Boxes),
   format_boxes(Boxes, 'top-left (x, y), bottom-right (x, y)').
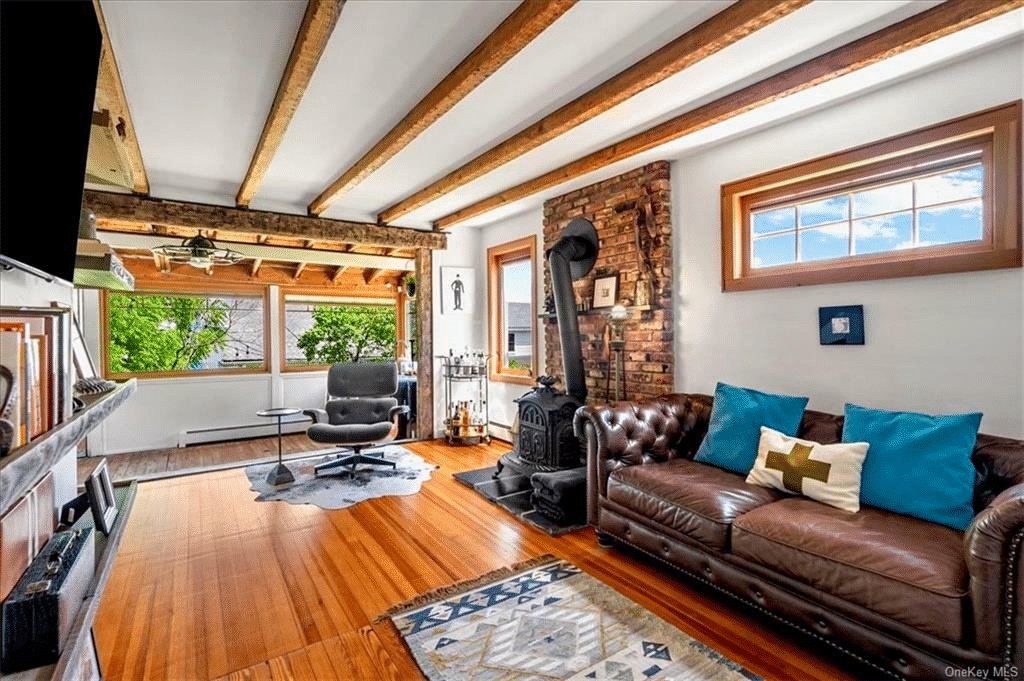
top-left (70, 314), bottom-right (96, 379)
top-left (592, 274), bottom-right (619, 309)
top-left (85, 458), bottom-right (118, 535)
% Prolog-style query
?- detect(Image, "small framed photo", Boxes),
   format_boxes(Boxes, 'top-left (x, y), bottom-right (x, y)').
top-left (819, 305), bottom-right (865, 345)
top-left (85, 458), bottom-right (118, 535)
top-left (592, 274), bottom-right (618, 309)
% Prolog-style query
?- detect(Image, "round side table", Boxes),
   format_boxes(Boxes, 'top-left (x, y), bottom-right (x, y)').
top-left (257, 407), bottom-right (302, 485)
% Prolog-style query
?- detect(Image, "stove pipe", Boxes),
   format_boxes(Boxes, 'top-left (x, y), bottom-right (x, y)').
top-left (546, 218), bottom-right (598, 404)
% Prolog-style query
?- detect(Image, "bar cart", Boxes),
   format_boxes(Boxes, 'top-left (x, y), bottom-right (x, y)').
top-left (438, 351), bottom-right (490, 445)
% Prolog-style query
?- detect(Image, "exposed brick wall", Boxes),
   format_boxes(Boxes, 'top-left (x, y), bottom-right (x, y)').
top-left (542, 161), bottom-right (673, 404)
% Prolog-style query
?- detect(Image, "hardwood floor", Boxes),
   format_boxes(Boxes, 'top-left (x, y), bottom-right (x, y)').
top-left (92, 439), bottom-right (859, 681)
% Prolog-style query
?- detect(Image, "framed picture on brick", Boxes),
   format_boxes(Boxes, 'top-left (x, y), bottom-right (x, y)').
top-left (592, 274), bottom-right (618, 309)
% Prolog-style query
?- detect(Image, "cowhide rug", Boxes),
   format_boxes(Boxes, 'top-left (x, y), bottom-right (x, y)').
top-left (245, 446), bottom-right (437, 510)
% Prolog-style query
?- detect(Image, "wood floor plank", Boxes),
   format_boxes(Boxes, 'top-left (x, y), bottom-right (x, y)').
top-left (324, 630), bottom-right (385, 681)
top-left (363, 621), bottom-right (424, 681)
top-left (93, 439), bottom-right (858, 681)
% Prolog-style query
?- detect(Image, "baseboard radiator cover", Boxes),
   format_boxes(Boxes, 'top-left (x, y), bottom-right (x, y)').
top-left (177, 418), bottom-right (309, 447)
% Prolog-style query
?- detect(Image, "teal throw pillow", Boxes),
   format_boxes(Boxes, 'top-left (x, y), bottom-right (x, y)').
top-left (842, 403), bottom-right (981, 530)
top-left (694, 382), bottom-right (809, 475)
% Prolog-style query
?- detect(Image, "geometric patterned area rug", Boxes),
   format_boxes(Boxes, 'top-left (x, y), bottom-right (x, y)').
top-left (376, 555), bottom-right (762, 680)
top-left (244, 446), bottom-right (437, 510)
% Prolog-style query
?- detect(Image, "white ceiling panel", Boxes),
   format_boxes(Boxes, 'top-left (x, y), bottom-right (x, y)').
top-left (100, 0), bottom-right (306, 206)
top-left (327, 0), bottom-right (728, 220)
top-left (394, 0), bottom-right (944, 225)
top-left (250, 0), bottom-right (519, 214)
top-left (448, 27), bottom-right (1024, 229)
top-left (97, 0), bottom-right (1023, 234)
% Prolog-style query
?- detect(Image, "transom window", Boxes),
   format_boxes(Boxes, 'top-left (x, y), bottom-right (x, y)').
top-left (487, 236), bottom-right (537, 385)
top-left (751, 159), bottom-right (984, 268)
top-left (722, 102), bottom-right (1020, 291)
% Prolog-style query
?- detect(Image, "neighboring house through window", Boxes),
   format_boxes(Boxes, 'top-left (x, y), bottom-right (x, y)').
top-left (487, 236), bottom-right (537, 384)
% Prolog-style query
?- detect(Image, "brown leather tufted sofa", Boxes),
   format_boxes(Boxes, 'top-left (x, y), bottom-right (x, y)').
top-left (574, 393), bottom-right (1024, 680)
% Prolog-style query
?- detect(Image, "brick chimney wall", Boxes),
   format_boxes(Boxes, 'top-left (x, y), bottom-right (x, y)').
top-left (542, 161), bottom-right (673, 404)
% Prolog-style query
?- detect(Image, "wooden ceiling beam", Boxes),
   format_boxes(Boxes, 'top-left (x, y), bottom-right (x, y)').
top-left (84, 190), bottom-right (446, 250)
top-left (308, 0), bottom-right (576, 216)
top-left (434, 0), bottom-right (1023, 228)
top-left (100, 230), bottom-right (415, 270)
top-left (123, 258), bottom-right (397, 295)
top-left (377, 0), bottom-right (809, 224)
top-left (92, 0), bottom-right (149, 194)
top-left (236, 0), bottom-right (345, 207)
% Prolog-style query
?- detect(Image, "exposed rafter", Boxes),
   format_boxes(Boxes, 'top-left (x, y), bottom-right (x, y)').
top-left (92, 0), bottom-right (149, 194)
top-left (99, 230), bottom-right (415, 271)
top-left (308, 0), bottom-right (577, 216)
top-left (362, 268), bottom-right (381, 284)
top-left (83, 190), bottom-right (447, 250)
top-left (434, 0), bottom-right (1024, 228)
top-left (293, 262), bottom-right (307, 279)
top-left (121, 257), bottom-right (399, 293)
top-left (332, 265), bottom-right (347, 281)
top-left (236, 0), bottom-right (346, 207)
top-left (377, 0), bottom-right (809, 224)
top-left (251, 258), bottom-right (263, 277)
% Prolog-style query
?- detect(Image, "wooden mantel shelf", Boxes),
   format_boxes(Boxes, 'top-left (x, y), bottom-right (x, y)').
top-left (0, 379), bottom-right (137, 516)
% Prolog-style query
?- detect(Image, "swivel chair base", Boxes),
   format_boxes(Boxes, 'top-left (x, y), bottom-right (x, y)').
top-left (314, 446), bottom-right (396, 477)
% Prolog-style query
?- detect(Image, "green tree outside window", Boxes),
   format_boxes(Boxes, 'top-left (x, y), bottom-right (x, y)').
top-left (296, 305), bottom-right (396, 364)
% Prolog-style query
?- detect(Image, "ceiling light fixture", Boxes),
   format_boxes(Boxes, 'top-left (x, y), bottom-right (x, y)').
top-left (152, 234), bottom-right (244, 269)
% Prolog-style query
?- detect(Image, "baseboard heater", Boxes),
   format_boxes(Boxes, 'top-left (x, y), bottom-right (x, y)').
top-left (177, 417), bottom-right (310, 448)
top-left (488, 421), bottom-right (514, 444)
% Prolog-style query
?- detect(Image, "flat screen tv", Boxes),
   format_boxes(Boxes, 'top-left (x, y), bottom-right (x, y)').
top-left (0, 1), bottom-right (102, 283)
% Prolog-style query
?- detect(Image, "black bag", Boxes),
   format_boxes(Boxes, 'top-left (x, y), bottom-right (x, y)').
top-left (1, 527), bottom-right (94, 673)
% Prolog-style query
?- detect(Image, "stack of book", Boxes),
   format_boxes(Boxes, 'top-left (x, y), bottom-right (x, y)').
top-left (0, 308), bottom-right (73, 452)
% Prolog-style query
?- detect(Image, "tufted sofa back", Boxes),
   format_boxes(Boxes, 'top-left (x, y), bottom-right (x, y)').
top-left (679, 393), bottom-right (1024, 514)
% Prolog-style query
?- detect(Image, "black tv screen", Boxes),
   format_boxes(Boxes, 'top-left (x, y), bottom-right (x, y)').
top-left (0, 1), bottom-right (102, 282)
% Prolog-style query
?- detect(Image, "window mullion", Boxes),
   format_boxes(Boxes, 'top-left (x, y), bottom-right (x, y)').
top-left (793, 206), bottom-right (800, 263)
top-left (911, 180), bottom-right (919, 246)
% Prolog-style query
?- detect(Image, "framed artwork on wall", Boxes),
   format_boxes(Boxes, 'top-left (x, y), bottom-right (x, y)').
top-left (441, 267), bottom-right (475, 315)
top-left (819, 305), bottom-right (865, 345)
top-left (592, 274), bottom-right (618, 309)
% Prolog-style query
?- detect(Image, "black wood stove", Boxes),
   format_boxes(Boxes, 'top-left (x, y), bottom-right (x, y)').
top-left (496, 218), bottom-right (598, 478)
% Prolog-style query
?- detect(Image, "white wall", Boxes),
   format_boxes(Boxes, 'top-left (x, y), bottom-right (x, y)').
top-left (478, 212), bottom-right (546, 433)
top-left (82, 285), bottom-right (343, 454)
top-left (431, 227), bottom-right (483, 436)
top-left (672, 40), bottom-right (1024, 438)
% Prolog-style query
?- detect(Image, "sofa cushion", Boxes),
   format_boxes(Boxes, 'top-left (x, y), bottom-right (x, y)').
top-left (732, 498), bottom-right (969, 644)
top-left (746, 426), bottom-right (869, 513)
top-left (607, 458), bottom-right (784, 552)
top-left (694, 382), bottom-right (809, 475)
top-left (843, 403), bottom-right (981, 530)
